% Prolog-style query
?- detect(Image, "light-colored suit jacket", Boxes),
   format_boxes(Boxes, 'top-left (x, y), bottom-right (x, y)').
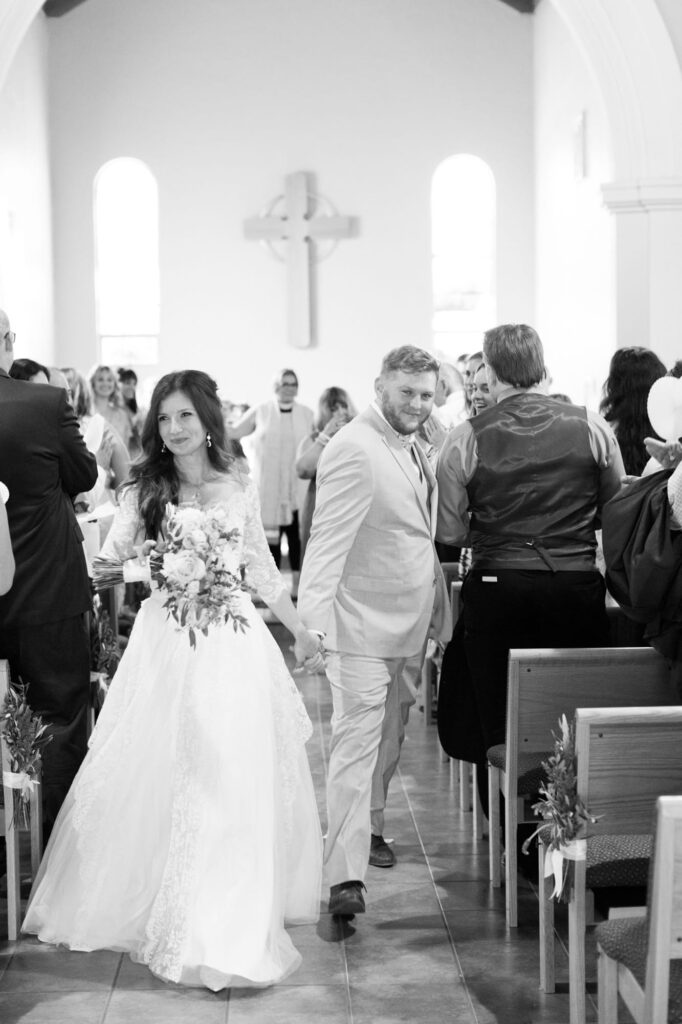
top-left (298, 405), bottom-right (451, 658)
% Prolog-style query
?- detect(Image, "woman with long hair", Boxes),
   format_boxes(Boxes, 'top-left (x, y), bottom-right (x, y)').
top-left (25, 369), bottom-right (324, 990)
top-left (600, 347), bottom-right (667, 476)
top-left (89, 363), bottom-right (136, 453)
top-left (62, 367), bottom-right (130, 505)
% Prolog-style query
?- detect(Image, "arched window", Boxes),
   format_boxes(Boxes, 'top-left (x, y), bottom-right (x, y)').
top-left (94, 158), bottom-right (160, 365)
top-left (431, 154), bottom-right (496, 358)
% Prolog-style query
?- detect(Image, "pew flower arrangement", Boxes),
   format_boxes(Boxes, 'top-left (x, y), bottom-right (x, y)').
top-left (522, 713), bottom-right (600, 901)
top-left (1, 682), bottom-right (51, 828)
top-left (93, 503), bottom-right (250, 649)
top-left (90, 593), bottom-right (123, 714)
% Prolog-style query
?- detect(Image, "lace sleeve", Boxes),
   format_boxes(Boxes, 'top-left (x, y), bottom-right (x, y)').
top-left (99, 485), bottom-right (145, 559)
top-left (242, 478), bottom-right (286, 604)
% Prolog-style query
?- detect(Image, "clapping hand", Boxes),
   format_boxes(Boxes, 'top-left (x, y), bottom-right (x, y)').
top-left (419, 413), bottom-right (447, 452)
top-left (324, 408), bottom-right (349, 438)
top-left (644, 437), bottom-right (682, 469)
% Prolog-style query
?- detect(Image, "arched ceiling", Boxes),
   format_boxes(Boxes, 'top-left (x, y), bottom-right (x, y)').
top-left (43, 0), bottom-right (540, 16)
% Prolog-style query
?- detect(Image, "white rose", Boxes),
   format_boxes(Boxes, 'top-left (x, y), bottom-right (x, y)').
top-left (163, 551), bottom-right (207, 586)
top-left (190, 528), bottom-right (208, 548)
top-left (173, 507), bottom-right (205, 536)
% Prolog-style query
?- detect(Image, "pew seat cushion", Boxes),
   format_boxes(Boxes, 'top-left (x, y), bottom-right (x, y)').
top-left (487, 744), bottom-right (550, 795)
top-left (536, 828), bottom-right (652, 888)
top-left (596, 916), bottom-right (682, 1023)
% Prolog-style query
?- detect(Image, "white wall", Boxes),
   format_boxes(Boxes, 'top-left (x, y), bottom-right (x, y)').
top-left (46, 0), bottom-right (534, 409)
top-left (0, 14), bottom-right (53, 363)
top-left (533, 3), bottom-right (616, 409)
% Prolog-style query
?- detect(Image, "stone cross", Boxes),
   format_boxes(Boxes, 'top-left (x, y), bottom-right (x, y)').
top-left (244, 171), bottom-right (354, 348)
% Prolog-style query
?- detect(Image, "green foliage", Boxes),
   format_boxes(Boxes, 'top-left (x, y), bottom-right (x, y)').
top-left (1, 681), bottom-right (52, 777)
top-left (524, 714), bottom-right (600, 854)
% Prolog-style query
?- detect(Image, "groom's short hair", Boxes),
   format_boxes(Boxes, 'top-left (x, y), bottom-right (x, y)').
top-left (380, 346), bottom-right (439, 378)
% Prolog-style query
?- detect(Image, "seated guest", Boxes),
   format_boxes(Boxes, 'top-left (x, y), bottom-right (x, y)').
top-left (295, 386), bottom-right (355, 562)
top-left (10, 357), bottom-right (50, 383)
top-left (0, 481), bottom-right (15, 596)
top-left (436, 324), bottom-right (624, 811)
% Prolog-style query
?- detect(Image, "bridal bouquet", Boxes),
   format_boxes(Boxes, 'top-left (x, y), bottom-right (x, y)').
top-left (1, 682), bottom-right (51, 828)
top-left (93, 504), bottom-right (250, 648)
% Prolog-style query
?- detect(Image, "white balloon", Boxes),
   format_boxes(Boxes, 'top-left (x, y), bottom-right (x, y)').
top-left (647, 376), bottom-right (682, 441)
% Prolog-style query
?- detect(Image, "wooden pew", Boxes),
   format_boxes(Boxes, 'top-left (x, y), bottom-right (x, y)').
top-left (539, 706), bottom-right (682, 1024)
top-left (487, 646), bottom-right (676, 929)
top-left (596, 794), bottom-right (682, 1024)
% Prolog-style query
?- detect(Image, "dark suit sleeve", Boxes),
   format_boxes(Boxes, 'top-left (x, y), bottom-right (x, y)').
top-left (56, 390), bottom-right (98, 496)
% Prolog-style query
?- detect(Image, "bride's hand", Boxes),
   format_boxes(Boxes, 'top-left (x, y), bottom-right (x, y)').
top-left (292, 628), bottom-right (326, 673)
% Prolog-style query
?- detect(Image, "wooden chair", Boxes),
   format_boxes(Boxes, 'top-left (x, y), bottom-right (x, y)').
top-left (487, 646), bottom-right (675, 929)
top-left (0, 660), bottom-right (43, 940)
top-left (596, 795), bottom-right (682, 1024)
top-left (539, 706), bottom-right (682, 1024)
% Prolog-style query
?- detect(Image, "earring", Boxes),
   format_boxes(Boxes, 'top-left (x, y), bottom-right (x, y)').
top-left (206, 432), bottom-right (212, 449)
top-left (161, 442), bottom-right (167, 453)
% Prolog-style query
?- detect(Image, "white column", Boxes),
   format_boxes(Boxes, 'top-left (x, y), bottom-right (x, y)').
top-left (602, 179), bottom-right (682, 364)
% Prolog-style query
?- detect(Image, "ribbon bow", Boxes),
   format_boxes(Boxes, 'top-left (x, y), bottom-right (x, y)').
top-left (544, 839), bottom-right (586, 899)
top-left (3, 769), bottom-right (40, 798)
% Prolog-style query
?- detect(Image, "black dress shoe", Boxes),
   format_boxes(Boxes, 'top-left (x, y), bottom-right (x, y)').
top-left (328, 880), bottom-right (366, 916)
top-left (369, 834), bottom-right (396, 868)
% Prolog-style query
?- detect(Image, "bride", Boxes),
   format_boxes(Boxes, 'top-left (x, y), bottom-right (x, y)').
top-left (23, 369), bottom-right (324, 990)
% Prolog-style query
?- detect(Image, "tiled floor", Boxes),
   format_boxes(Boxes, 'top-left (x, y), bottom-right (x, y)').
top-left (1, 622), bottom-right (602, 1024)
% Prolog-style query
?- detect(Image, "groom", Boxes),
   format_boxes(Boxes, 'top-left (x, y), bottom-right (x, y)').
top-left (298, 346), bottom-right (451, 916)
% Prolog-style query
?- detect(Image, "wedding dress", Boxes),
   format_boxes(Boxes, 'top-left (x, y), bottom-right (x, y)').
top-left (23, 477), bottom-right (323, 990)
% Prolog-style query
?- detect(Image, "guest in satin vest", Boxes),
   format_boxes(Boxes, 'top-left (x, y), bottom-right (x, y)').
top-left (0, 311), bottom-right (98, 842)
top-left (436, 324), bottom-right (624, 809)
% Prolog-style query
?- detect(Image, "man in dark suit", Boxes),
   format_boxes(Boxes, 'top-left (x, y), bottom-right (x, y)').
top-left (0, 311), bottom-right (98, 839)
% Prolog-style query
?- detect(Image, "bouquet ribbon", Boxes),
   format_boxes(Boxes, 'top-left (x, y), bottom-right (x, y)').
top-left (544, 839), bottom-right (586, 899)
top-left (3, 770), bottom-right (39, 798)
top-left (123, 558), bottom-right (151, 584)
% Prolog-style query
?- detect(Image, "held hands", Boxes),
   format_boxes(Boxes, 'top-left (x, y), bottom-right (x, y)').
top-left (292, 627), bottom-right (326, 675)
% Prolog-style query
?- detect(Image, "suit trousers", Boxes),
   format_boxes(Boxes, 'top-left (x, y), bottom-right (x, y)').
top-left (0, 614), bottom-right (90, 840)
top-left (323, 650), bottom-right (422, 887)
top-left (462, 568), bottom-right (610, 754)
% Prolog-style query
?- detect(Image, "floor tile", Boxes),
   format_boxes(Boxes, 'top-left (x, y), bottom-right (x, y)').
top-left (0, 947), bottom-right (121, 992)
top-left (228, 983), bottom-right (349, 1023)
top-left (105, 987), bottom-right (227, 1024)
top-left (0, 989), bottom-right (110, 1024)
top-left (350, 979), bottom-right (476, 1024)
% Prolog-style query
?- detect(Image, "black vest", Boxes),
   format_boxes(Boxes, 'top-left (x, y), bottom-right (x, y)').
top-left (468, 393), bottom-right (600, 571)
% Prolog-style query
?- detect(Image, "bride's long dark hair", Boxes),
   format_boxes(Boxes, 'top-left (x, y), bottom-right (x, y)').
top-left (126, 370), bottom-right (233, 539)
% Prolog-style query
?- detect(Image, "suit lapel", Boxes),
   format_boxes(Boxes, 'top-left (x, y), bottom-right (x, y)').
top-left (380, 434), bottom-right (431, 529)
